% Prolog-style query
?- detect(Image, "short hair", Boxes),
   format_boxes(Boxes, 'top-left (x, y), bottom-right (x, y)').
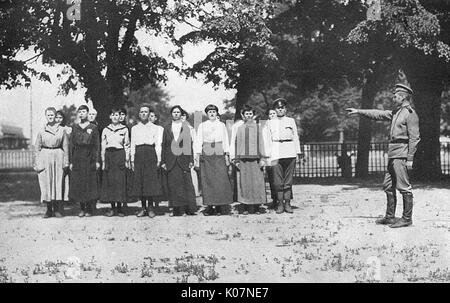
top-left (204, 104), bottom-right (219, 114)
top-left (109, 107), bottom-right (121, 115)
top-left (119, 107), bottom-right (127, 115)
top-left (241, 104), bottom-right (255, 115)
top-left (77, 105), bottom-right (89, 112)
top-left (170, 105), bottom-right (184, 114)
top-left (139, 103), bottom-right (154, 112)
top-left (55, 110), bottom-right (66, 126)
top-left (265, 108), bottom-right (276, 115)
top-left (45, 107), bottom-right (57, 115)
top-left (89, 108), bottom-right (97, 114)
top-left (181, 109), bottom-right (189, 119)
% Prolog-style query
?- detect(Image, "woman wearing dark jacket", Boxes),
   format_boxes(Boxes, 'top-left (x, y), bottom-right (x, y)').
top-left (69, 105), bottom-right (101, 217)
top-left (161, 106), bottom-right (197, 216)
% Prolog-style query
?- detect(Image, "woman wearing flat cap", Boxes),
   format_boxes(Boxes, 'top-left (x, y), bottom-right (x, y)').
top-left (264, 98), bottom-right (302, 214)
top-left (194, 104), bottom-right (233, 216)
top-left (347, 83), bottom-right (420, 228)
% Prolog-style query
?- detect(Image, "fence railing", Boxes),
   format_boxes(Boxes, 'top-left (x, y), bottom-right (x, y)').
top-left (3, 143), bottom-right (450, 177)
top-left (0, 150), bottom-right (34, 170)
top-left (294, 142), bottom-right (388, 178)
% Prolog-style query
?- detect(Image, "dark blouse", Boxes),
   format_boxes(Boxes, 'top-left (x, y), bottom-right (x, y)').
top-left (69, 122), bottom-right (100, 164)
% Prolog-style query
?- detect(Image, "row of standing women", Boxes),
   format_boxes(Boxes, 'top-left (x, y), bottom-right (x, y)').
top-left (34, 98), bottom-right (301, 218)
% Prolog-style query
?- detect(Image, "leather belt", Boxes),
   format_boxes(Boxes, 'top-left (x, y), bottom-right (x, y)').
top-left (390, 139), bottom-right (408, 144)
top-left (41, 146), bottom-right (62, 149)
top-left (273, 139), bottom-right (293, 143)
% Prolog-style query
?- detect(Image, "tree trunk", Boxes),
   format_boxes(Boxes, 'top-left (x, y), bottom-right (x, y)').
top-left (355, 71), bottom-right (379, 177)
top-left (405, 69), bottom-right (444, 180)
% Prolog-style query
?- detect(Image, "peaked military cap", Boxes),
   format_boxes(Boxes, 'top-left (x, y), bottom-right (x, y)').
top-left (272, 98), bottom-right (287, 109)
top-left (395, 83), bottom-right (413, 95)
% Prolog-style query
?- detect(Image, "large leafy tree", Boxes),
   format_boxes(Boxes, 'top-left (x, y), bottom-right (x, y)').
top-left (348, 0), bottom-right (450, 179)
top-left (1, 0), bottom-right (172, 129)
top-left (171, 0), bottom-right (280, 118)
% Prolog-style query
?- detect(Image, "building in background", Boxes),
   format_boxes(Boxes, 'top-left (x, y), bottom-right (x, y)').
top-left (0, 122), bottom-right (29, 150)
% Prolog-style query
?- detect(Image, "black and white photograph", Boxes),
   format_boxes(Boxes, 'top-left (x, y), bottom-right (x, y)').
top-left (1, 0), bottom-right (450, 285)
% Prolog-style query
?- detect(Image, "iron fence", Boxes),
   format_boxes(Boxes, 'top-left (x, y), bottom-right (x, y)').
top-left (2, 143), bottom-right (450, 177)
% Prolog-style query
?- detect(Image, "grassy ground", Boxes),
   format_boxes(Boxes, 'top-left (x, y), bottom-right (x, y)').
top-left (1, 172), bottom-right (450, 283)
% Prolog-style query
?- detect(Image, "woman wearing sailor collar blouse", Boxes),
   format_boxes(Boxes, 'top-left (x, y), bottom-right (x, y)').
top-left (34, 107), bottom-right (69, 218)
top-left (69, 105), bottom-right (101, 217)
top-left (194, 104), bottom-right (233, 216)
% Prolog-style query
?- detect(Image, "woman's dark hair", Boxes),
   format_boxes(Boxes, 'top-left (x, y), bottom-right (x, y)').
top-left (170, 105), bottom-right (184, 114)
top-left (204, 104), bottom-right (219, 114)
top-left (109, 107), bottom-right (121, 115)
top-left (241, 104), bottom-right (255, 115)
top-left (181, 109), bottom-right (189, 119)
top-left (265, 108), bottom-right (276, 116)
top-left (119, 107), bottom-right (127, 115)
top-left (77, 105), bottom-right (89, 112)
top-left (55, 110), bottom-right (66, 126)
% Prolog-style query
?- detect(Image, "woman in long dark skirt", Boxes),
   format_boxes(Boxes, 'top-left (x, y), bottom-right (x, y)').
top-left (69, 105), bottom-right (100, 217)
top-left (161, 105), bottom-right (197, 216)
top-left (101, 108), bottom-right (130, 217)
top-left (230, 105), bottom-right (268, 215)
top-left (130, 104), bottom-right (163, 218)
top-left (194, 104), bottom-right (233, 216)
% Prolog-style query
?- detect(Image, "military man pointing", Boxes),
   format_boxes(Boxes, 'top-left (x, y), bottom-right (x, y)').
top-left (346, 84), bottom-right (420, 228)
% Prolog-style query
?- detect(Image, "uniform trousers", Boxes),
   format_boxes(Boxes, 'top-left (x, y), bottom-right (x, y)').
top-left (272, 157), bottom-right (296, 201)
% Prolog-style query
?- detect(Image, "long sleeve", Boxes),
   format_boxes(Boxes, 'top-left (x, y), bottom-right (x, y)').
top-left (69, 130), bottom-right (74, 165)
top-left (124, 128), bottom-right (131, 162)
top-left (34, 131), bottom-right (42, 166)
top-left (194, 123), bottom-right (203, 155)
top-left (406, 111), bottom-right (420, 161)
top-left (261, 121), bottom-right (272, 160)
top-left (161, 128), bottom-right (167, 165)
top-left (358, 109), bottom-right (393, 121)
top-left (155, 126), bottom-right (163, 163)
top-left (130, 126), bottom-right (136, 162)
top-left (258, 123), bottom-right (268, 159)
top-left (93, 127), bottom-right (100, 164)
top-left (62, 130), bottom-right (69, 167)
top-left (229, 124), bottom-right (238, 160)
top-left (222, 123), bottom-right (230, 154)
top-left (101, 129), bottom-right (107, 164)
top-left (292, 118), bottom-right (301, 154)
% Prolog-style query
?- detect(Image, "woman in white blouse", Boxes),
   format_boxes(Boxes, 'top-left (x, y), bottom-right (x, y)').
top-left (130, 104), bottom-right (163, 218)
top-left (194, 104), bottom-right (233, 215)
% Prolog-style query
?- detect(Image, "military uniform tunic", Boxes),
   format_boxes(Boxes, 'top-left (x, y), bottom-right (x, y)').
top-left (358, 102), bottom-right (420, 194)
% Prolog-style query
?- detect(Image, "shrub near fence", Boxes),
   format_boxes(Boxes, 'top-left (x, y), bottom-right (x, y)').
top-left (0, 150), bottom-right (34, 170)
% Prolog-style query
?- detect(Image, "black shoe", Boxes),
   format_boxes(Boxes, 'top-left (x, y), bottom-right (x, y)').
top-left (276, 201), bottom-right (284, 214)
top-left (284, 201), bottom-right (293, 213)
top-left (117, 211), bottom-right (125, 217)
top-left (375, 216), bottom-right (397, 225)
top-left (147, 208), bottom-right (156, 218)
top-left (78, 202), bottom-right (86, 217)
top-left (389, 218), bottom-right (412, 228)
top-left (203, 206), bottom-right (214, 216)
top-left (43, 202), bottom-right (53, 218)
top-left (105, 209), bottom-right (116, 217)
top-left (136, 208), bottom-right (147, 217)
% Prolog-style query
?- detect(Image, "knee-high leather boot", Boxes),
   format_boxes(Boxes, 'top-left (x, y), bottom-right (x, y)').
top-left (376, 192), bottom-right (397, 225)
top-left (78, 202), bottom-right (86, 217)
top-left (390, 193), bottom-right (413, 228)
top-left (54, 201), bottom-right (63, 218)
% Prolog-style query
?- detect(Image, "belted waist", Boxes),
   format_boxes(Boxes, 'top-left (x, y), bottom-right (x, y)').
top-left (41, 146), bottom-right (62, 150)
top-left (390, 139), bottom-right (408, 144)
top-left (273, 139), bottom-right (293, 143)
top-left (105, 147), bottom-right (124, 152)
top-left (202, 141), bottom-right (222, 147)
top-left (136, 144), bottom-right (155, 147)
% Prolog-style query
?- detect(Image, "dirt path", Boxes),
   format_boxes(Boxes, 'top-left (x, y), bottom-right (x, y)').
top-left (1, 180), bottom-right (450, 282)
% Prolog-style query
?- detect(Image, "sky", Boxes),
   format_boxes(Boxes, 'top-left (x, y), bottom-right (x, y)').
top-left (0, 26), bottom-right (236, 142)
